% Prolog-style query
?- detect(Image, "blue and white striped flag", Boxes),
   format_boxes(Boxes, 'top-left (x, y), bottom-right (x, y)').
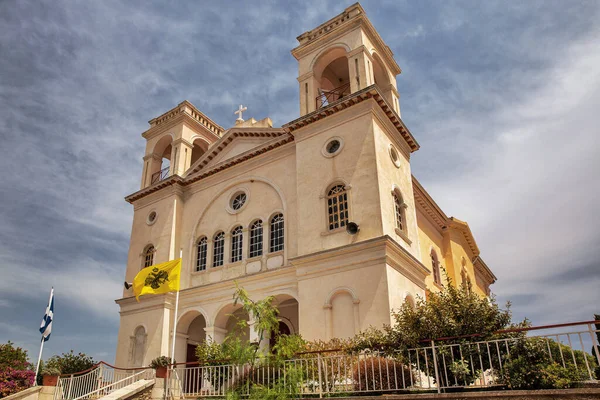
top-left (39, 288), bottom-right (54, 342)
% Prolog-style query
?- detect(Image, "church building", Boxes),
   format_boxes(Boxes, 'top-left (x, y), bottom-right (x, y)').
top-left (115, 3), bottom-right (497, 368)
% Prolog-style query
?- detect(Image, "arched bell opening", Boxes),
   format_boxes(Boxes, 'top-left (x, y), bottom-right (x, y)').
top-left (313, 47), bottom-right (351, 109)
top-left (149, 135), bottom-right (172, 186)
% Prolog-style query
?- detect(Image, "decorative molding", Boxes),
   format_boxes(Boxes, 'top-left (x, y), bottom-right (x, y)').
top-left (283, 85), bottom-right (418, 152)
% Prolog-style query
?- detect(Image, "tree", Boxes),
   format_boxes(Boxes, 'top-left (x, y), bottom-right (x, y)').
top-left (46, 351), bottom-right (95, 375)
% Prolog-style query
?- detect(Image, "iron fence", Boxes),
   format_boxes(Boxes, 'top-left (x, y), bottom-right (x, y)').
top-left (170, 320), bottom-right (599, 397)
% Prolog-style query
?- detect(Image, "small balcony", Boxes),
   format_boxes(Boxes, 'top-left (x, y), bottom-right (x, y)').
top-left (315, 82), bottom-right (351, 109)
top-left (150, 166), bottom-right (170, 185)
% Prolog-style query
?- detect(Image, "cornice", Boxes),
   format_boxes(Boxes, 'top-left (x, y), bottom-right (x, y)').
top-left (292, 3), bottom-right (400, 75)
top-left (472, 256), bottom-right (497, 285)
top-left (412, 176), bottom-right (448, 230)
top-left (283, 85), bottom-right (418, 152)
top-left (144, 100), bottom-right (224, 139)
top-left (125, 133), bottom-right (294, 204)
top-left (290, 235), bottom-right (429, 288)
top-left (185, 127), bottom-right (287, 176)
top-left (447, 217), bottom-right (480, 257)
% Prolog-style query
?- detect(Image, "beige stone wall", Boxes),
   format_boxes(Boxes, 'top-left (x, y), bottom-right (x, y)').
top-left (372, 114), bottom-right (420, 260)
top-left (294, 102), bottom-right (384, 256)
top-left (415, 209), bottom-right (448, 291)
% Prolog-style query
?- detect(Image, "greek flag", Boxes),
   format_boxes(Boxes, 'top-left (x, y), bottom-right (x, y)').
top-left (39, 289), bottom-right (54, 342)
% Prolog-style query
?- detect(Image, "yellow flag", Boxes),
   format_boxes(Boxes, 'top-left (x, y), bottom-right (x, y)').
top-left (133, 258), bottom-right (181, 301)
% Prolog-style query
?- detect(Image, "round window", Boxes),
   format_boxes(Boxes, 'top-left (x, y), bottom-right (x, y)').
top-left (321, 137), bottom-right (344, 158)
top-left (389, 145), bottom-right (401, 168)
top-left (231, 192), bottom-right (247, 210)
top-left (146, 211), bottom-right (157, 225)
top-left (326, 140), bottom-right (341, 154)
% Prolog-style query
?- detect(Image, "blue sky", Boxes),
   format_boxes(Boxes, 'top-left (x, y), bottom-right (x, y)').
top-left (0, 0), bottom-right (599, 364)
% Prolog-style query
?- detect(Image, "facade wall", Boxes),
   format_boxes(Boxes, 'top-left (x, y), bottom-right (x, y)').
top-left (295, 102), bottom-right (384, 256)
top-left (415, 209), bottom-right (448, 291)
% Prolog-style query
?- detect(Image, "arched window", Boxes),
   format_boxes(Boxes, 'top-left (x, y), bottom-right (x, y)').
top-left (196, 237), bottom-right (208, 271)
top-left (213, 232), bottom-right (225, 267)
top-left (393, 190), bottom-right (405, 232)
top-left (249, 220), bottom-right (263, 258)
top-left (431, 250), bottom-right (441, 285)
top-left (231, 226), bottom-right (243, 263)
top-left (327, 184), bottom-right (348, 230)
top-left (143, 245), bottom-right (155, 268)
top-left (269, 213), bottom-right (284, 252)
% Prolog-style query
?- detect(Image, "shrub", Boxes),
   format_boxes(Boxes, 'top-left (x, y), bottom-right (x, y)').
top-left (40, 366), bottom-right (61, 376)
top-left (352, 356), bottom-right (414, 391)
top-left (0, 342), bottom-right (34, 398)
top-left (149, 356), bottom-right (173, 369)
top-left (500, 338), bottom-right (589, 390)
top-left (0, 342), bottom-right (29, 371)
top-left (46, 351), bottom-right (95, 375)
top-left (0, 367), bottom-right (35, 398)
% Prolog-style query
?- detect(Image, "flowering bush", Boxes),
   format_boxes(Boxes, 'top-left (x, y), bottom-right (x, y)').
top-left (0, 342), bottom-right (34, 398)
top-left (0, 367), bottom-right (35, 398)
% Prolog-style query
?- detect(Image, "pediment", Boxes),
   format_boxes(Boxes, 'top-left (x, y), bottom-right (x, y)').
top-left (184, 128), bottom-right (287, 177)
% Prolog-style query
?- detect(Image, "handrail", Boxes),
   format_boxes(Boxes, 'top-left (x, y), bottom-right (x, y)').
top-left (58, 361), bottom-right (153, 377)
top-left (70, 369), bottom-right (149, 400)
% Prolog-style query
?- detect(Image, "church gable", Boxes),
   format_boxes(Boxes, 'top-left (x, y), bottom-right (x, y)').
top-left (184, 128), bottom-right (287, 177)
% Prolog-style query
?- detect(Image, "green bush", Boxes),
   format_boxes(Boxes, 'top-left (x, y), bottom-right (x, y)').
top-left (46, 351), bottom-right (95, 375)
top-left (0, 342), bottom-right (29, 371)
top-left (149, 356), bottom-right (174, 369)
top-left (500, 338), bottom-right (589, 389)
top-left (352, 356), bottom-right (414, 391)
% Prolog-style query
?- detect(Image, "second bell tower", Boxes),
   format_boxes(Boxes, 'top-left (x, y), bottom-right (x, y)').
top-left (291, 3), bottom-right (402, 117)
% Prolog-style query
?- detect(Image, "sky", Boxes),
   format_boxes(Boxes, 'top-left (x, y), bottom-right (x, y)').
top-left (0, 0), bottom-right (599, 364)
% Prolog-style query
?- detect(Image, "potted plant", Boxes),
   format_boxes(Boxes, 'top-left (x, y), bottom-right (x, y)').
top-left (41, 366), bottom-right (61, 386)
top-left (150, 356), bottom-right (173, 378)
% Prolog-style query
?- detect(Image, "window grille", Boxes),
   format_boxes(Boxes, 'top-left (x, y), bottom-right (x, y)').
top-left (393, 191), bottom-right (404, 231)
top-left (249, 220), bottom-right (263, 258)
top-left (270, 213), bottom-right (284, 252)
top-left (144, 245), bottom-right (154, 268)
top-left (231, 226), bottom-right (243, 263)
top-left (213, 232), bottom-right (225, 267)
top-left (196, 237), bottom-right (207, 271)
top-left (431, 251), bottom-right (441, 285)
top-left (327, 185), bottom-right (348, 230)
top-left (231, 192), bottom-right (247, 210)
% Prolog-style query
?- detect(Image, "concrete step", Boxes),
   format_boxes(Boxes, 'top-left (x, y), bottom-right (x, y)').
top-left (97, 379), bottom-right (154, 400)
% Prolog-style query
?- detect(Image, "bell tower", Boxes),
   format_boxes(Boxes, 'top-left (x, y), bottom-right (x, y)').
top-left (139, 101), bottom-right (224, 189)
top-left (292, 3), bottom-right (402, 117)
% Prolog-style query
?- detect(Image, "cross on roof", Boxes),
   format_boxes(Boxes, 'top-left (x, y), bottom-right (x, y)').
top-left (234, 104), bottom-right (247, 123)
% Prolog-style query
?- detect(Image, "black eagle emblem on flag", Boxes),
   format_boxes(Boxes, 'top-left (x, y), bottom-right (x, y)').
top-left (144, 267), bottom-right (170, 289)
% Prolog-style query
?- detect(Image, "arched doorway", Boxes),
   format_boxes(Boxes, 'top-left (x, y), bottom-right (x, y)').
top-left (269, 295), bottom-right (299, 350)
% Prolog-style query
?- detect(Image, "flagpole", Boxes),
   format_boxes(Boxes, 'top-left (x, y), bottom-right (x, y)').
top-left (167, 251), bottom-right (182, 399)
top-left (33, 338), bottom-right (45, 386)
top-left (34, 287), bottom-right (53, 385)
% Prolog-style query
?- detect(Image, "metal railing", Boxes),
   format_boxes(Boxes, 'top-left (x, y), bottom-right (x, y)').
top-left (150, 166), bottom-right (170, 185)
top-left (316, 83), bottom-right (351, 109)
top-left (54, 362), bottom-right (154, 400)
top-left (170, 320), bottom-right (599, 397)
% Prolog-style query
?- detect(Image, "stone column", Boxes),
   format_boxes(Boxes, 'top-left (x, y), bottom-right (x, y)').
top-left (204, 326), bottom-right (227, 344)
top-left (298, 72), bottom-right (319, 116)
top-left (347, 47), bottom-right (373, 94)
top-left (171, 139), bottom-right (193, 176)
